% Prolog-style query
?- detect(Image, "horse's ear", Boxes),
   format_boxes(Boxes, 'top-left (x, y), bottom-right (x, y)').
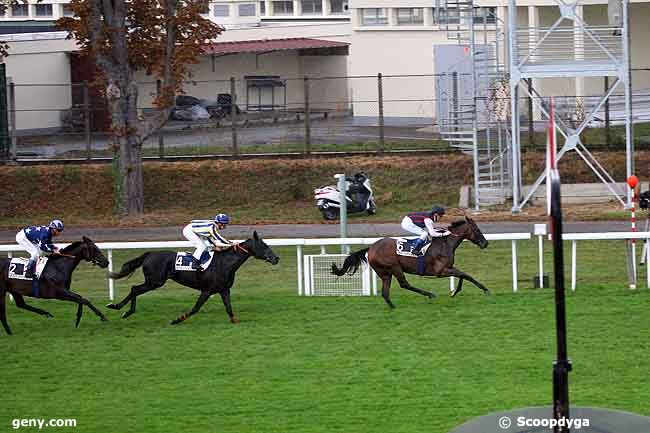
top-left (82, 236), bottom-right (91, 243)
top-left (253, 231), bottom-right (259, 241)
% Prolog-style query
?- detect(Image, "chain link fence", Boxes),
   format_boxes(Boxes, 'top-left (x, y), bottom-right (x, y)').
top-left (1, 70), bottom-right (649, 161)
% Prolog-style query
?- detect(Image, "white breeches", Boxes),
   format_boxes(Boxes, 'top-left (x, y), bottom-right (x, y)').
top-left (182, 224), bottom-right (212, 260)
top-left (401, 217), bottom-right (429, 241)
top-left (16, 231), bottom-right (41, 260)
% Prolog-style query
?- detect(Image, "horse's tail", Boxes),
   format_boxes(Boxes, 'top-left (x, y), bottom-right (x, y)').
top-left (331, 248), bottom-right (369, 276)
top-left (108, 253), bottom-right (150, 280)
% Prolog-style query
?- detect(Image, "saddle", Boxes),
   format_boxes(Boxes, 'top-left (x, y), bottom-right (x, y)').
top-left (174, 251), bottom-right (214, 272)
top-left (395, 238), bottom-right (431, 258)
top-left (7, 257), bottom-right (48, 281)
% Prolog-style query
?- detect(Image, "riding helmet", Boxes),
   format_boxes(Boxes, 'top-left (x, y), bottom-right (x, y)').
top-left (214, 213), bottom-right (230, 224)
top-left (431, 206), bottom-right (445, 216)
top-left (49, 219), bottom-right (64, 231)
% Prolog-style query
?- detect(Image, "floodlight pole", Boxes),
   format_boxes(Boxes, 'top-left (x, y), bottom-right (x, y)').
top-left (335, 174), bottom-right (348, 253)
top-left (550, 168), bottom-right (572, 433)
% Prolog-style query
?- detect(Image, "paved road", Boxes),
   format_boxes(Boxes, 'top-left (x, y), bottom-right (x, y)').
top-left (0, 221), bottom-right (639, 243)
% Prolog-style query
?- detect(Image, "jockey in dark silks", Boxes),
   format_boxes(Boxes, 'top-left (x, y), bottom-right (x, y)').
top-left (15, 219), bottom-right (64, 278)
top-left (400, 206), bottom-right (450, 255)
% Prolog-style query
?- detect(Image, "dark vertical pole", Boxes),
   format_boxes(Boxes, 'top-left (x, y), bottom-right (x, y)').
top-left (304, 76), bottom-right (311, 154)
top-left (83, 82), bottom-right (91, 160)
top-left (604, 76), bottom-right (611, 148)
top-left (377, 73), bottom-right (385, 151)
top-left (0, 64), bottom-right (9, 160)
top-left (9, 80), bottom-right (16, 160)
top-left (549, 169), bottom-right (572, 433)
top-left (528, 79), bottom-right (535, 148)
top-left (230, 76), bottom-right (238, 156)
top-left (156, 80), bottom-right (164, 158)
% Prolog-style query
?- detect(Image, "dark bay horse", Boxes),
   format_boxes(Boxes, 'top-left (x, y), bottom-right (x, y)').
top-left (107, 231), bottom-right (279, 325)
top-left (332, 217), bottom-right (489, 308)
top-left (0, 236), bottom-right (110, 335)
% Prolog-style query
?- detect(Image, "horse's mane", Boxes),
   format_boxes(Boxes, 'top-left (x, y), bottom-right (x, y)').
top-left (448, 219), bottom-right (467, 229)
top-left (60, 241), bottom-right (83, 254)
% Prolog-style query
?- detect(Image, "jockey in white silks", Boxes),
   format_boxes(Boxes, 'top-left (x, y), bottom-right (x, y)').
top-left (400, 205), bottom-right (450, 255)
top-left (182, 213), bottom-right (232, 270)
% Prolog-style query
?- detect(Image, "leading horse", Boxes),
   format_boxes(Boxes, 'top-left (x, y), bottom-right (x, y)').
top-left (332, 216), bottom-right (489, 308)
top-left (107, 231), bottom-right (279, 325)
top-left (0, 236), bottom-right (110, 335)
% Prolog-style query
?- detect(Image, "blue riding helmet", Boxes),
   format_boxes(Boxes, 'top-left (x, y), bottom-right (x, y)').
top-left (214, 213), bottom-right (230, 225)
top-left (49, 219), bottom-right (64, 231)
top-left (431, 206), bottom-right (445, 216)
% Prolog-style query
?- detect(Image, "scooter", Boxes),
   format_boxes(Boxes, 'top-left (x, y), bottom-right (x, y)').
top-left (314, 172), bottom-right (377, 220)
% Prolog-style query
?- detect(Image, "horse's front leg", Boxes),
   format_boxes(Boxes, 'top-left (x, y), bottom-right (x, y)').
top-left (444, 267), bottom-right (489, 295)
top-left (219, 289), bottom-right (239, 323)
top-left (60, 291), bottom-right (108, 326)
top-left (171, 290), bottom-right (211, 325)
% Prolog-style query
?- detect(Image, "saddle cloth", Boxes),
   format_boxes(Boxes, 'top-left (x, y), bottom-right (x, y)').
top-left (395, 238), bottom-right (431, 258)
top-left (174, 251), bottom-right (214, 272)
top-left (8, 257), bottom-right (48, 280)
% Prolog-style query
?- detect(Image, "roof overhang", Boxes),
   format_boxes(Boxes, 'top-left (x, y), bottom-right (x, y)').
top-left (202, 37), bottom-right (349, 57)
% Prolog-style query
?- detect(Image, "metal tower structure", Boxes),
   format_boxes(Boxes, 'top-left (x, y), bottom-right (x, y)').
top-left (435, 0), bottom-right (513, 210)
top-left (508, 0), bottom-right (634, 212)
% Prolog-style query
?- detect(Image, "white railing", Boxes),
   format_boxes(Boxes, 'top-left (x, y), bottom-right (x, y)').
top-left (2, 230), bottom-right (649, 299)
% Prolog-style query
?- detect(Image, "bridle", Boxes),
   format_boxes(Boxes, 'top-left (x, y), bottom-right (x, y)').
top-left (234, 243), bottom-right (250, 254)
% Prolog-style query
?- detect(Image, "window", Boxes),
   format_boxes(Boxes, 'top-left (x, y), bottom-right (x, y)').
top-left (11, 4), bottom-right (28, 17)
top-left (239, 3), bottom-right (256, 16)
top-left (34, 4), bottom-right (53, 17)
top-left (473, 7), bottom-right (496, 24)
top-left (301, 0), bottom-right (321, 14)
top-left (396, 8), bottom-right (423, 25)
top-left (330, 0), bottom-right (348, 14)
top-left (214, 4), bottom-right (229, 16)
top-left (432, 7), bottom-right (460, 25)
top-left (259, 1), bottom-right (265, 15)
top-left (62, 4), bottom-right (74, 17)
top-left (361, 8), bottom-right (387, 26)
top-left (272, 1), bottom-right (293, 15)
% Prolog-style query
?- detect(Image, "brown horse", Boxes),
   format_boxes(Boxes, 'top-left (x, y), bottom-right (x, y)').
top-left (331, 216), bottom-right (489, 308)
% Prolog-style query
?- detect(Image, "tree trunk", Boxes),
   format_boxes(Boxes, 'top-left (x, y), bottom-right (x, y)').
top-left (108, 76), bottom-right (144, 216)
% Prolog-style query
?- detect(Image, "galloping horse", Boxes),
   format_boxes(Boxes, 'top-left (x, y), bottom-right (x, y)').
top-left (0, 237), bottom-right (110, 335)
top-left (107, 231), bottom-right (279, 325)
top-left (331, 216), bottom-right (489, 308)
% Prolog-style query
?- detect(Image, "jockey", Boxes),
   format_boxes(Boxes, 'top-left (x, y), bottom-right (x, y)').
top-left (15, 219), bottom-right (64, 278)
top-left (182, 213), bottom-right (233, 270)
top-left (401, 205), bottom-right (451, 255)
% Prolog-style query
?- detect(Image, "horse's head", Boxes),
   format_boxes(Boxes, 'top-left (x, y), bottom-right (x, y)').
top-left (79, 236), bottom-right (109, 268)
top-left (449, 216), bottom-right (488, 249)
top-left (249, 231), bottom-right (280, 265)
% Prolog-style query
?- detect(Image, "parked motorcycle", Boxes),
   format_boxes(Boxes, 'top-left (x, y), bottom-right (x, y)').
top-left (314, 172), bottom-right (377, 220)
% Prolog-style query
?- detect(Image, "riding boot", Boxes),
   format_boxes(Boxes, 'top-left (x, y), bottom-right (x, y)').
top-left (191, 257), bottom-right (203, 271)
top-left (412, 238), bottom-right (425, 256)
top-left (24, 259), bottom-right (36, 278)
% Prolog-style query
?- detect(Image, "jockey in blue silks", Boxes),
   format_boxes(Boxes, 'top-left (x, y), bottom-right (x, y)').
top-left (15, 219), bottom-right (64, 278)
top-left (182, 213), bottom-right (233, 270)
top-left (401, 205), bottom-right (450, 255)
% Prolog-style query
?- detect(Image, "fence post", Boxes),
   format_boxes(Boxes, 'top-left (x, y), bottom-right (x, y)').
top-left (604, 76), bottom-right (611, 147)
top-left (156, 79), bottom-right (165, 158)
top-left (527, 79), bottom-right (534, 147)
top-left (8, 80), bottom-right (16, 160)
top-left (230, 76), bottom-right (238, 156)
top-left (377, 73), bottom-right (385, 151)
top-left (304, 76), bottom-right (311, 154)
top-left (83, 82), bottom-right (92, 160)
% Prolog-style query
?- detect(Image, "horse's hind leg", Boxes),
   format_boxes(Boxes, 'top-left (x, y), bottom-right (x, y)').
top-left (378, 273), bottom-right (396, 309)
top-left (120, 281), bottom-right (163, 320)
top-left (12, 294), bottom-right (53, 318)
top-left (392, 267), bottom-right (435, 299)
top-left (0, 289), bottom-right (12, 335)
top-left (445, 267), bottom-right (489, 295)
top-left (451, 277), bottom-right (464, 298)
top-left (171, 290), bottom-right (211, 325)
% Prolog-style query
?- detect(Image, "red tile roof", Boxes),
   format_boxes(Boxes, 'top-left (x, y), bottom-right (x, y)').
top-left (202, 37), bottom-right (349, 55)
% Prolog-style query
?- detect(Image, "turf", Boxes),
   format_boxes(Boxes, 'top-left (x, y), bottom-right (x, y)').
top-left (1, 241), bottom-right (649, 433)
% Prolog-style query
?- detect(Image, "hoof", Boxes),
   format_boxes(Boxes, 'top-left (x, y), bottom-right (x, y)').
top-left (230, 317), bottom-right (240, 324)
top-left (100, 316), bottom-right (109, 322)
top-left (106, 303), bottom-right (120, 310)
top-left (121, 311), bottom-right (133, 320)
top-left (483, 289), bottom-right (491, 296)
top-left (427, 292), bottom-right (436, 299)
top-left (170, 319), bottom-right (181, 325)
top-left (45, 313), bottom-right (54, 319)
